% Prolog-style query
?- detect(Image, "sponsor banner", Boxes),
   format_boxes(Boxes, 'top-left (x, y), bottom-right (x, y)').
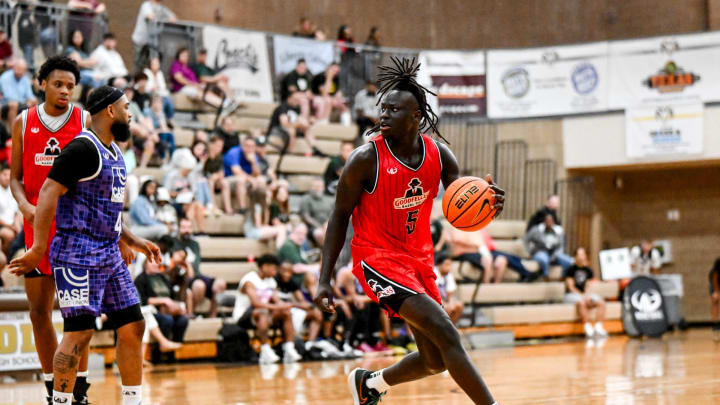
top-left (609, 32), bottom-right (720, 108)
top-left (599, 248), bottom-right (632, 280)
top-left (623, 276), bottom-right (668, 337)
top-left (417, 50), bottom-right (486, 117)
top-left (625, 103), bottom-right (703, 158)
top-left (487, 42), bottom-right (608, 118)
top-left (202, 26), bottom-right (273, 102)
top-left (272, 35), bottom-right (334, 77)
top-left (0, 311), bottom-right (63, 371)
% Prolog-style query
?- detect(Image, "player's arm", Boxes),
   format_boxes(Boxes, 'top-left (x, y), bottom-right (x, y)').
top-left (436, 141), bottom-right (505, 217)
top-left (120, 226), bottom-right (162, 264)
top-left (313, 144), bottom-right (375, 312)
top-left (9, 114), bottom-right (34, 224)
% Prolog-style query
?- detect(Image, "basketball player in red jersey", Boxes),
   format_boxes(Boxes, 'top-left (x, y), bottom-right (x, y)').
top-left (314, 57), bottom-right (505, 405)
top-left (10, 56), bottom-right (93, 405)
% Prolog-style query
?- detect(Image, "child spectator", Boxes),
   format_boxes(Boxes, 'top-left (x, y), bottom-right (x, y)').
top-left (164, 148), bottom-right (206, 234)
top-left (130, 180), bottom-right (170, 239)
top-left (434, 254), bottom-right (464, 325)
top-left (154, 187), bottom-right (178, 236)
top-left (630, 240), bottom-right (663, 276)
top-left (564, 247), bottom-right (607, 338)
top-left (144, 56), bottom-right (175, 119)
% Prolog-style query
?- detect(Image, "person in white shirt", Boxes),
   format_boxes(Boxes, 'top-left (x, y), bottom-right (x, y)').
top-left (630, 240), bottom-right (663, 276)
top-left (143, 56), bottom-right (175, 120)
top-left (90, 33), bottom-right (129, 86)
top-left (132, 0), bottom-right (177, 72)
top-left (353, 81), bottom-right (380, 138)
top-left (232, 254), bottom-right (302, 364)
top-left (434, 254), bottom-right (463, 325)
top-left (0, 163), bottom-right (19, 262)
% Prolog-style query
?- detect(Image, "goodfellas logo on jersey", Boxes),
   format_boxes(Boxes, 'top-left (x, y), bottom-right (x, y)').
top-left (111, 167), bottom-right (126, 203)
top-left (34, 137), bottom-right (61, 166)
top-left (393, 178), bottom-right (430, 210)
top-left (54, 267), bottom-right (89, 308)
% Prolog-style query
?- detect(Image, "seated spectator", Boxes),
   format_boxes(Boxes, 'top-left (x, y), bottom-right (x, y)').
top-left (132, 0), bottom-right (177, 72)
top-left (483, 230), bottom-right (534, 282)
top-left (278, 223), bottom-right (320, 284)
top-left (223, 136), bottom-right (266, 214)
top-left (144, 56), bottom-right (175, 119)
top-left (323, 141), bottom-right (353, 195)
top-left (125, 84), bottom-right (159, 168)
top-left (130, 179), bottom-right (170, 239)
top-left (564, 247), bottom-right (607, 338)
top-left (269, 181), bottom-right (291, 226)
top-left (253, 134), bottom-right (276, 185)
top-left (175, 218), bottom-right (227, 317)
top-left (299, 179), bottom-right (334, 247)
top-left (169, 47), bottom-right (224, 109)
top-left (214, 116), bottom-right (240, 154)
top-left (449, 227), bottom-right (502, 283)
top-left (0, 28), bottom-right (13, 70)
top-left (280, 58), bottom-right (313, 101)
top-left (188, 139), bottom-right (219, 216)
top-left (0, 58), bottom-right (37, 126)
top-left (630, 239), bottom-right (662, 276)
top-left (148, 93), bottom-right (175, 162)
top-left (0, 163), bottom-right (18, 264)
top-left (275, 259), bottom-right (323, 348)
top-left (68, 0), bottom-right (107, 44)
top-left (64, 29), bottom-right (102, 90)
top-left (134, 260), bottom-right (189, 344)
top-left (192, 48), bottom-right (236, 107)
top-left (164, 148), bottom-right (206, 234)
top-left (90, 33), bottom-right (129, 86)
top-left (233, 254), bottom-right (302, 364)
top-left (434, 253), bottom-right (463, 325)
top-left (204, 135), bottom-right (233, 214)
top-left (710, 258), bottom-right (720, 338)
top-left (365, 26), bottom-right (381, 47)
top-left (166, 245), bottom-right (193, 312)
top-left (527, 194), bottom-right (561, 231)
top-left (267, 89), bottom-right (317, 154)
top-left (311, 63), bottom-right (350, 125)
top-left (154, 187), bottom-right (178, 235)
top-left (353, 81), bottom-right (380, 138)
top-left (336, 24), bottom-right (355, 54)
top-left (525, 214), bottom-right (573, 278)
top-left (139, 304), bottom-right (182, 367)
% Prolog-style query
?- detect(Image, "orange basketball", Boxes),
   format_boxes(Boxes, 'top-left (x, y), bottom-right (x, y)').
top-left (442, 176), bottom-right (497, 232)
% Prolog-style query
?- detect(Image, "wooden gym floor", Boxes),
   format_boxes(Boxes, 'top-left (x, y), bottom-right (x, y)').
top-left (2, 329), bottom-right (720, 404)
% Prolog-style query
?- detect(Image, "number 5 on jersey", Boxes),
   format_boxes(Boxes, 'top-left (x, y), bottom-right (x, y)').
top-left (406, 210), bottom-right (419, 234)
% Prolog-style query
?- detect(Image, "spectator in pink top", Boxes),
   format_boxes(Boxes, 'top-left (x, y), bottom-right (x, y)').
top-left (169, 48), bottom-right (224, 108)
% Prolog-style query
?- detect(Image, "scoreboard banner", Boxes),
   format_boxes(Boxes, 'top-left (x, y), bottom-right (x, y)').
top-left (0, 311), bottom-right (62, 372)
top-left (625, 102), bottom-right (704, 158)
top-left (608, 32), bottom-right (720, 109)
top-left (486, 41), bottom-right (609, 118)
top-left (272, 35), bottom-right (334, 77)
top-left (417, 50), bottom-right (486, 117)
top-left (202, 26), bottom-right (274, 102)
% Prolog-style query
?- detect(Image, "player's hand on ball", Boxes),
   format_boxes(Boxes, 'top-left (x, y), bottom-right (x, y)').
top-left (486, 174), bottom-right (505, 218)
top-left (313, 282), bottom-right (336, 313)
top-left (8, 247), bottom-right (44, 276)
top-left (119, 240), bottom-right (135, 265)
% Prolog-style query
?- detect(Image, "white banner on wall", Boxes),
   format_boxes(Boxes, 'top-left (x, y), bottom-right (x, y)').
top-left (625, 103), bottom-right (704, 158)
top-left (609, 32), bottom-right (720, 109)
top-left (203, 26), bottom-right (273, 102)
top-left (0, 311), bottom-right (62, 372)
top-left (273, 35), bottom-right (334, 77)
top-left (417, 50), bottom-right (486, 117)
top-left (486, 42), bottom-right (609, 118)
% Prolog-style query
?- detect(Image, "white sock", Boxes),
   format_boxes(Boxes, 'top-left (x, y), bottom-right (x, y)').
top-left (121, 385), bottom-right (142, 405)
top-left (77, 370), bottom-right (89, 378)
top-left (365, 370), bottom-right (390, 392)
top-left (53, 390), bottom-right (73, 405)
top-left (43, 373), bottom-right (54, 382)
top-left (283, 342), bottom-right (295, 352)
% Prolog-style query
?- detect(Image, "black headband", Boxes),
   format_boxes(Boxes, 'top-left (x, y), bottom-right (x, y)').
top-left (87, 88), bottom-right (124, 115)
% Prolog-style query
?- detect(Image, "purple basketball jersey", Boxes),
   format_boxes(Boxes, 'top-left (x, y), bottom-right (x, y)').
top-left (51, 131), bottom-right (125, 267)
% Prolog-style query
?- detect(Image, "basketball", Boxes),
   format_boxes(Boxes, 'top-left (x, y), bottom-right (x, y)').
top-left (442, 176), bottom-right (497, 231)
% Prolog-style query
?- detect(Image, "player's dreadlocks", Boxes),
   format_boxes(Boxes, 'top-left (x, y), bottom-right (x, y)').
top-left (368, 56), bottom-right (447, 143)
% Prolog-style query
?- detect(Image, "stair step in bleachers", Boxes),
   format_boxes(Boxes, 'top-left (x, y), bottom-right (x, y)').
top-left (172, 94), bottom-right (214, 112)
top-left (266, 154), bottom-right (330, 175)
top-left (198, 237), bottom-right (272, 259)
top-left (485, 220), bottom-right (527, 239)
top-left (492, 239), bottom-right (528, 258)
top-left (233, 101), bottom-right (278, 118)
top-left (312, 123), bottom-right (358, 141)
top-left (457, 281), bottom-right (619, 304)
top-left (285, 175), bottom-right (319, 193)
top-left (133, 167), bottom-right (165, 183)
top-left (267, 135), bottom-right (342, 156)
top-left (485, 301), bottom-right (622, 325)
top-left (452, 260), bottom-right (562, 282)
top-left (199, 262), bottom-right (257, 284)
top-left (204, 215), bottom-right (245, 235)
top-left (182, 318), bottom-right (223, 342)
top-left (175, 127), bottom-right (196, 148)
top-left (198, 114), bottom-right (270, 132)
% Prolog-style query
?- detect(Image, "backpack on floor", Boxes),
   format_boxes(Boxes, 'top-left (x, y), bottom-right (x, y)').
top-left (217, 323), bottom-right (257, 363)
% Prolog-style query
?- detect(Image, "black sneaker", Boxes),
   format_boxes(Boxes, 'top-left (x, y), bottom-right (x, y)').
top-left (73, 379), bottom-right (91, 405)
top-left (348, 368), bottom-right (385, 405)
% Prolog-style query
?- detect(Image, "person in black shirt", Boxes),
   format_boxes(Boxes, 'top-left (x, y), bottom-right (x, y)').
top-left (311, 63), bottom-right (350, 124)
top-left (563, 247), bottom-right (607, 338)
top-left (275, 261), bottom-right (323, 345)
top-left (323, 141), bottom-right (353, 195)
top-left (215, 116), bottom-right (240, 154)
top-left (280, 59), bottom-right (313, 101)
top-left (267, 90), bottom-right (318, 154)
top-left (526, 194), bottom-right (561, 231)
top-left (709, 258), bottom-right (720, 335)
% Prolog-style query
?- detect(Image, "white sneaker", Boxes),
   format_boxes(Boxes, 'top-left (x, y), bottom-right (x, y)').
top-left (283, 346), bottom-right (302, 363)
top-left (594, 322), bottom-right (608, 337)
top-left (584, 322), bottom-right (595, 338)
top-left (314, 340), bottom-right (343, 357)
top-left (343, 342), bottom-right (363, 358)
top-left (259, 348), bottom-right (280, 364)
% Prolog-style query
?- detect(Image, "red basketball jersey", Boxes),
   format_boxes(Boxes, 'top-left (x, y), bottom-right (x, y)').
top-left (21, 104), bottom-right (84, 273)
top-left (351, 134), bottom-right (442, 270)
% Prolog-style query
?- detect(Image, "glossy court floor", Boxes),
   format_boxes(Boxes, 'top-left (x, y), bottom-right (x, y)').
top-left (2, 329), bottom-right (720, 404)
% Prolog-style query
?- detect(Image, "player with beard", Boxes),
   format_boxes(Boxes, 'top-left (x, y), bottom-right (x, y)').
top-left (10, 86), bottom-right (162, 405)
top-left (314, 58), bottom-right (505, 405)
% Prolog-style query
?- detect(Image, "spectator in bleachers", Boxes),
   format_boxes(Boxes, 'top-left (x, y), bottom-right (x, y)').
top-left (203, 135), bottom-right (233, 215)
top-left (133, 72), bottom-right (152, 112)
top-left (166, 245), bottom-right (193, 312)
top-left (323, 141), bottom-right (353, 195)
top-left (270, 181), bottom-right (290, 226)
top-left (293, 17), bottom-right (317, 38)
top-left (154, 187), bottom-right (178, 235)
top-left (365, 26), bottom-right (381, 47)
top-left (130, 179), bottom-right (170, 239)
top-left (630, 239), bottom-right (663, 276)
top-left (192, 48), bottom-right (235, 104)
top-left (336, 24), bottom-right (355, 53)
top-left (481, 230), bottom-right (535, 282)
top-left (280, 58), bottom-right (313, 101)
top-left (0, 58), bottom-right (37, 127)
top-left (67, 0), bottom-right (106, 45)
top-left (311, 63), bottom-right (351, 125)
top-left (65, 29), bottom-right (102, 90)
top-left (215, 116), bottom-right (240, 154)
top-left (353, 81), bottom-right (380, 138)
top-left (0, 163), bottom-right (18, 261)
top-left (564, 247), bottom-right (607, 338)
top-left (125, 84), bottom-right (159, 168)
top-left (300, 179), bottom-right (334, 247)
top-left (223, 136), bottom-right (266, 214)
top-left (434, 253), bottom-right (463, 325)
top-left (525, 213), bottom-right (573, 279)
top-left (148, 94), bottom-right (175, 162)
top-left (139, 305), bottom-right (182, 367)
top-left (144, 56), bottom-right (175, 120)
top-left (132, 0), bottom-right (177, 72)
top-left (189, 139), bottom-right (220, 216)
top-left (0, 28), bottom-right (13, 70)
top-left (275, 260), bottom-right (323, 348)
top-left (169, 48), bottom-right (225, 109)
top-left (268, 89), bottom-right (317, 155)
top-left (253, 134), bottom-right (276, 184)
top-left (449, 227), bottom-right (502, 284)
top-left (135, 260), bottom-right (189, 344)
top-left (164, 148), bottom-right (206, 234)
top-left (527, 194), bottom-right (561, 231)
top-left (91, 33), bottom-right (129, 86)
top-left (234, 254), bottom-right (303, 364)
top-left (709, 258), bottom-right (720, 337)
top-left (278, 223), bottom-right (320, 283)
